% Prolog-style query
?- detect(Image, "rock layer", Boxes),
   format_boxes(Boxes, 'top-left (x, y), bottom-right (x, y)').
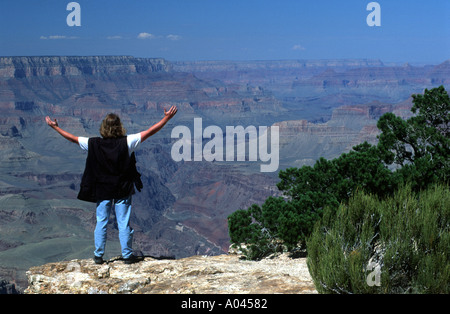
top-left (25, 254), bottom-right (316, 294)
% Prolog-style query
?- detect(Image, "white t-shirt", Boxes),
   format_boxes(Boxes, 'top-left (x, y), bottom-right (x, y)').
top-left (78, 133), bottom-right (141, 155)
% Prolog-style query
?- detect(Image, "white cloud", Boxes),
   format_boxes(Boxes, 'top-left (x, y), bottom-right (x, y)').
top-left (167, 34), bottom-right (182, 41)
top-left (137, 32), bottom-right (156, 39)
top-left (107, 35), bottom-right (123, 40)
top-left (292, 44), bottom-right (306, 51)
top-left (49, 35), bottom-right (67, 40)
top-left (40, 35), bottom-right (78, 40)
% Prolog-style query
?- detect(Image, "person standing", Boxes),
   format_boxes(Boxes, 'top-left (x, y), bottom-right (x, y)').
top-left (45, 106), bottom-right (178, 264)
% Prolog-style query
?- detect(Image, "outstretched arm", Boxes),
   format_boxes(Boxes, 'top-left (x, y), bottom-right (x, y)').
top-left (45, 116), bottom-right (79, 144)
top-left (140, 106), bottom-right (178, 143)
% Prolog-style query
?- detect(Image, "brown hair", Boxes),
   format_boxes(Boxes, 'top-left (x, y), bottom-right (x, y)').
top-left (100, 113), bottom-right (126, 138)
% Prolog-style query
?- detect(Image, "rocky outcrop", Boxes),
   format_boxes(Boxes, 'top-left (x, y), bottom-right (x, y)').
top-left (24, 253), bottom-right (316, 294)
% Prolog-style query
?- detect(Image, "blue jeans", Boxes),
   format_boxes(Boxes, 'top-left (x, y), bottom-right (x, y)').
top-left (94, 196), bottom-right (134, 259)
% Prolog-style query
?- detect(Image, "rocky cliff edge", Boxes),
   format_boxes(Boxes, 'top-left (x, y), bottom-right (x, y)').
top-left (24, 253), bottom-right (317, 294)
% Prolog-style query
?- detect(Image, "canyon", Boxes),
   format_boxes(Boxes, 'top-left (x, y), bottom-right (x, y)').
top-left (0, 56), bottom-right (448, 292)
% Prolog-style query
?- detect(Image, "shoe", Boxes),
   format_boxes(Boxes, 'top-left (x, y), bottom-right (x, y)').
top-left (123, 255), bottom-right (144, 264)
top-left (94, 256), bottom-right (104, 264)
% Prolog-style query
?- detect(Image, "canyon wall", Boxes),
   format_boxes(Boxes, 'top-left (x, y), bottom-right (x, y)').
top-left (0, 56), bottom-right (448, 291)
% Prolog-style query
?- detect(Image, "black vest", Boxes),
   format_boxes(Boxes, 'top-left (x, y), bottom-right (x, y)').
top-left (77, 137), bottom-right (143, 203)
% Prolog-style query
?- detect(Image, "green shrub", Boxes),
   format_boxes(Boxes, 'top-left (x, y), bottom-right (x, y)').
top-left (227, 142), bottom-right (395, 260)
top-left (307, 184), bottom-right (449, 294)
top-left (227, 197), bottom-right (320, 260)
top-left (228, 86), bottom-right (449, 262)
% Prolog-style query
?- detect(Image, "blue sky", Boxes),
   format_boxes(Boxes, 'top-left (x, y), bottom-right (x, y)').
top-left (0, 0), bottom-right (449, 63)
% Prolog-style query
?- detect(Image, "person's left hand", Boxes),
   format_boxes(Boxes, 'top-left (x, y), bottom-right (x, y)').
top-left (164, 106), bottom-right (178, 120)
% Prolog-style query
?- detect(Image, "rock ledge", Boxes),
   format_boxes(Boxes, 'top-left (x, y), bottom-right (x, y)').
top-left (25, 254), bottom-right (317, 294)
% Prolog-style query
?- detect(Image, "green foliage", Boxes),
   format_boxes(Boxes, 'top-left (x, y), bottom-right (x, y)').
top-left (307, 184), bottom-right (449, 294)
top-left (228, 142), bottom-right (396, 260)
top-left (377, 86), bottom-right (449, 189)
top-left (228, 197), bottom-right (322, 260)
top-left (228, 86), bottom-right (450, 263)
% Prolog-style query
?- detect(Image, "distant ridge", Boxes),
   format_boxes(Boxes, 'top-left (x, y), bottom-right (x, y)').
top-left (172, 58), bottom-right (385, 72)
top-left (0, 56), bottom-right (171, 78)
